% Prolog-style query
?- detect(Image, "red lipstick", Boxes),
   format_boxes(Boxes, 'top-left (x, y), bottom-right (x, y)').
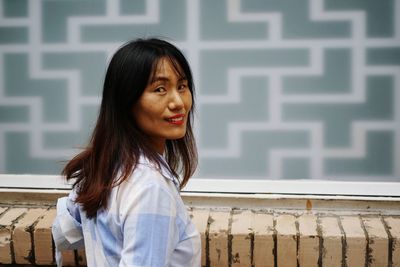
top-left (166, 114), bottom-right (185, 125)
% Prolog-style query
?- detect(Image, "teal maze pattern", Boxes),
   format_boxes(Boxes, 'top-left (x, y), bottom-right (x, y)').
top-left (0, 0), bottom-right (399, 182)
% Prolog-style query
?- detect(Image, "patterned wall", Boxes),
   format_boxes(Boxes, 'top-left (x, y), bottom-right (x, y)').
top-left (0, 0), bottom-right (399, 182)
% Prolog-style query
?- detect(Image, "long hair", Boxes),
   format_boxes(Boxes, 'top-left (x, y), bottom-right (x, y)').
top-left (63, 38), bottom-right (197, 218)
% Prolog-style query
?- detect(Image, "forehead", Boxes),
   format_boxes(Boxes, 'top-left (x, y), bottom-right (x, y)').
top-left (152, 57), bottom-right (185, 79)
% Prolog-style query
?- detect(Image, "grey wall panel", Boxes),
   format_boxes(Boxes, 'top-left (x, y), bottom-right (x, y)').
top-left (0, 0), bottom-right (398, 182)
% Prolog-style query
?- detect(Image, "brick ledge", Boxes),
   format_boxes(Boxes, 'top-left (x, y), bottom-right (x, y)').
top-left (0, 191), bottom-right (399, 266)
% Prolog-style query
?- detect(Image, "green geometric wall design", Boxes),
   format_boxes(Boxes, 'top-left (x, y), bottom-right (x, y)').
top-left (0, 0), bottom-right (399, 182)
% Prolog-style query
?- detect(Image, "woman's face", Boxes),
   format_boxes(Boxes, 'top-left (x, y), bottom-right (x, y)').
top-left (132, 58), bottom-right (192, 154)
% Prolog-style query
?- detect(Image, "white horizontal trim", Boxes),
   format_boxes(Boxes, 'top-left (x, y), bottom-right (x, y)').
top-left (181, 192), bottom-right (400, 202)
top-left (185, 178), bottom-right (400, 197)
top-left (0, 174), bottom-right (72, 189)
top-left (0, 174), bottom-right (399, 197)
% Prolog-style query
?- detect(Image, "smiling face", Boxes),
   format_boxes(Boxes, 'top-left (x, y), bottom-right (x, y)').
top-left (132, 57), bottom-right (193, 154)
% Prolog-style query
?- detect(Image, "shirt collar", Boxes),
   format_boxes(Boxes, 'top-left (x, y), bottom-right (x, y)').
top-left (138, 154), bottom-right (177, 183)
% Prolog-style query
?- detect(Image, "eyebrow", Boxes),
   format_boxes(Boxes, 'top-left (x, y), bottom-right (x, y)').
top-left (150, 76), bottom-right (187, 84)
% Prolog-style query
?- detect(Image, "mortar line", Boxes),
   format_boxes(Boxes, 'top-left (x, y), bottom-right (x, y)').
top-left (227, 208), bottom-right (233, 267)
top-left (273, 214), bottom-right (277, 267)
top-left (359, 215), bottom-right (370, 267)
top-left (205, 209), bottom-right (211, 267)
top-left (249, 210), bottom-right (254, 267)
top-left (316, 215), bottom-right (323, 267)
top-left (294, 216), bottom-right (300, 267)
top-left (336, 215), bottom-right (347, 267)
top-left (48, 206), bottom-right (56, 265)
top-left (380, 216), bottom-right (393, 267)
top-left (10, 210), bottom-right (27, 264)
top-left (51, 234), bottom-right (56, 264)
top-left (27, 224), bottom-right (35, 264)
top-left (0, 206), bottom-right (10, 217)
top-left (28, 212), bottom-right (45, 264)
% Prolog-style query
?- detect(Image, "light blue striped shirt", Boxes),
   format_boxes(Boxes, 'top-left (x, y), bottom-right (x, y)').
top-left (52, 156), bottom-right (201, 267)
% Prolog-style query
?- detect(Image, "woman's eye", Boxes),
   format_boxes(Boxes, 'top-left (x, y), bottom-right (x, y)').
top-left (178, 84), bottom-right (188, 91)
top-left (154, 87), bottom-right (166, 93)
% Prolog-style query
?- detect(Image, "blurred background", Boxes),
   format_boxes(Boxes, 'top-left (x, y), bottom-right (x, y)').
top-left (0, 0), bottom-right (399, 183)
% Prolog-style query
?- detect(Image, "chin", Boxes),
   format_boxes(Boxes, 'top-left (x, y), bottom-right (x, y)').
top-left (167, 131), bottom-right (186, 140)
top-left (168, 134), bottom-right (186, 140)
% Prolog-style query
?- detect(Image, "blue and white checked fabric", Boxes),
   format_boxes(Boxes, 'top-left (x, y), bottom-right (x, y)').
top-left (52, 156), bottom-right (201, 267)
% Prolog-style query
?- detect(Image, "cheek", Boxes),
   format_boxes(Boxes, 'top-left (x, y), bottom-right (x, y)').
top-left (134, 106), bottom-right (152, 123)
top-left (133, 101), bottom-right (164, 132)
top-left (132, 104), bottom-right (150, 129)
top-left (185, 92), bottom-right (193, 110)
top-left (133, 96), bottom-right (157, 119)
top-left (132, 109), bottom-right (155, 135)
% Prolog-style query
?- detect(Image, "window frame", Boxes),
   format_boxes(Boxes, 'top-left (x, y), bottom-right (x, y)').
top-left (1, 174), bottom-right (399, 197)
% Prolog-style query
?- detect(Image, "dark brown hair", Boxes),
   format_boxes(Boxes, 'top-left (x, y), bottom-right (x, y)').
top-left (63, 38), bottom-right (197, 218)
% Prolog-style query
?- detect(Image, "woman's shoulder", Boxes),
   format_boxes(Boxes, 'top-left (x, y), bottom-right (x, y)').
top-left (109, 154), bottom-right (178, 212)
top-left (128, 154), bottom-right (175, 185)
top-left (111, 161), bottom-right (178, 219)
top-left (115, 155), bottom-right (175, 196)
top-left (130, 156), bottom-right (166, 183)
top-left (129, 166), bottom-right (165, 191)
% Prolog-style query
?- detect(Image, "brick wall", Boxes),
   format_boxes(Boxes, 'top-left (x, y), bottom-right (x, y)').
top-left (0, 204), bottom-right (399, 266)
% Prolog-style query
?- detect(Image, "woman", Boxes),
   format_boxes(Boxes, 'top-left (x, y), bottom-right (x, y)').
top-left (52, 38), bottom-right (201, 267)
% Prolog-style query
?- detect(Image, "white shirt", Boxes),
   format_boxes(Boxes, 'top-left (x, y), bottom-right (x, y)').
top-left (52, 155), bottom-right (201, 267)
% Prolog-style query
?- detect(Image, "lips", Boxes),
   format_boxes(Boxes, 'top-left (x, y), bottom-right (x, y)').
top-left (166, 114), bottom-right (185, 125)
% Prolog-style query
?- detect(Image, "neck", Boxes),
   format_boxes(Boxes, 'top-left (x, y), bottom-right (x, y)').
top-left (149, 138), bottom-right (165, 155)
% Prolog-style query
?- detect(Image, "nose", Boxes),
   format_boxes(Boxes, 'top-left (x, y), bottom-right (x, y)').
top-left (168, 90), bottom-right (184, 111)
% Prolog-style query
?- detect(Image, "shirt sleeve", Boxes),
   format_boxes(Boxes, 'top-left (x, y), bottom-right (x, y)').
top-left (119, 182), bottom-right (179, 267)
top-left (52, 191), bottom-right (85, 266)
